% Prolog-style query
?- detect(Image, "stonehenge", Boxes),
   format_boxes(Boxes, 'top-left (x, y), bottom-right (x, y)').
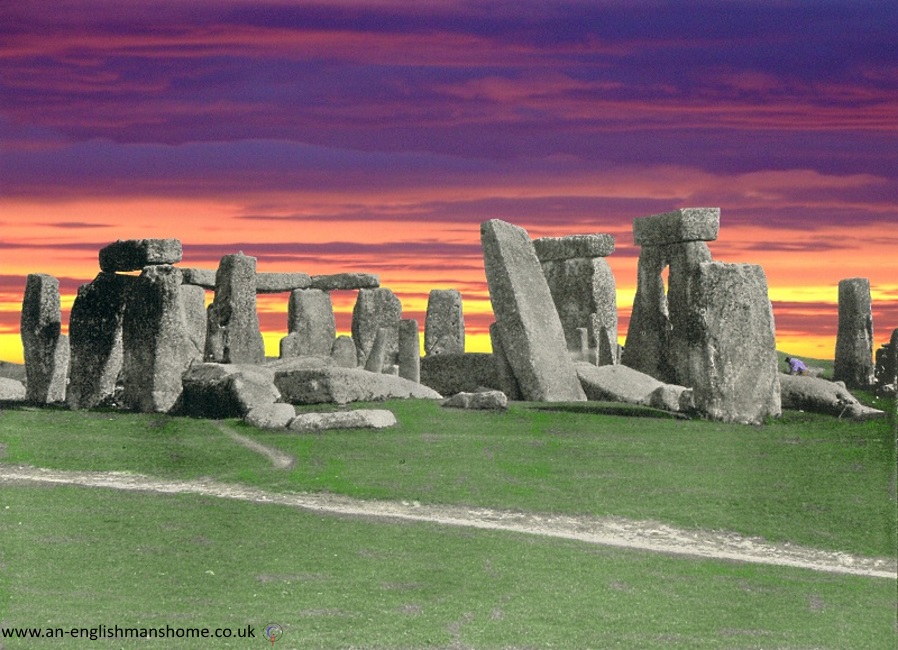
top-left (424, 289), bottom-right (465, 356)
top-left (20, 273), bottom-right (69, 403)
top-left (833, 278), bottom-right (875, 389)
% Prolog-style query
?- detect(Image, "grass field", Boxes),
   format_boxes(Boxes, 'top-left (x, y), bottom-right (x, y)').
top-left (1, 393), bottom-right (896, 648)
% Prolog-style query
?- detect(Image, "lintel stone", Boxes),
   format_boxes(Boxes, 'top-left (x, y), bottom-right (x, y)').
top-left (310, 273), bottom-right (380, 291)
top-left (533, 234), bottom-right (615, 262)
top-left (99, 239), bottom-right (183, 272)
top-left (633, 208), bottom-right (719, 246)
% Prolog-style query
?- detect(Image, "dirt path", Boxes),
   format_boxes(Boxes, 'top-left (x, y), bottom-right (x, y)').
top-left (1, 464), bottom-right (894, 580)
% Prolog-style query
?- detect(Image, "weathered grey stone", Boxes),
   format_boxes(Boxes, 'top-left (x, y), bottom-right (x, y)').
top-left (833, 278), bottom-right (875, 389)
top-left (287, 409), bottom-right (397, 432)
top-left (633, 208), bottom-right (720, 247)
top-left (442, 390), bottom-right (508, 410)
top-left (686, 262), bottom-right (781, 424)
top-left (489, 322), bottom-right (523, 400)
top-left (264, 355), bottom-right (334, 372)
top-left (180, 362), bottom-right (279, 417)
top-left (424, 289), bottom-right (465, 356)
top-left (309, 273), bottom-right (380, 291)
top-left (122, 265), bottom-right (201, 413)
top-left (648, 384), bottom-right (693, 413)
top-left (533, 234), bottom-right (615, 262)
top-left (67, 272), bottom-right (133, 409)
top-left (398, 319), bottom-right (420, 383)
top-left (365, 327), bottom-right (392, 373)
top-left (179, 267), bottom-right (217, 289)
top-left (284, 289), bottom-right (336, 357)
top-left (256, 272), bottom-right (312, 293)
top-left (245, 403), bottom-right (297, 429)
top-left (331, 335), bottom-right (358, 368)
top-left (481, 219), bottom-right (586, 402)
top-left (351, 288), bottom-right (402, 368)
top-left (420, 353), bottom-right (499, 396)
top-left (179, 284), bottom-right (207, 357)
top-left (780, 374), bottom-right (884, 420)
top-left (20, 273), bottom-right (69, 403)
top-left (205, 253), bottom-right (265, 364)
top-left (274, 366), bottom-right (441, 405)
top-left (622, 241), bottom-right (712, 384)
top-left (541, 257), bottom-right (617, 362)
top-left (0, 377), bottom-right (26, 401)
top-left (575, 362), bottom-right (664, 405)
top-left (99, 238), bottom-right (183, 272)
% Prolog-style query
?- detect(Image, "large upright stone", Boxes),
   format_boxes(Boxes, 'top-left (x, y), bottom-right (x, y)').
top-left (67, 272), bottom-right (134, 409)
top-left (480, 219), bottom-right (586, 402)
top-left (99, 238), bottom-right (182, 272)
top-left (533, 234), bottom-right (615, 262)
top-left (351, 288), bottom-right (402, 368)
top-left (398, 319), bottom-right (421, 383)
top-left (122, 265), bottom-right (201, 413)
top-left (424, 289), bottom-right (465, 356)
top-left (633, 208), bottom-right (719, 246)
top-left (20, 274), bottom-right (69, 403)
top-left (179, 284), bottom-right (207, 357)
top-left (205, 253), bottom-right (265, 364)
top-left (686, 262), bottom-right (781, 424)
top-left (331, 335), bottom-right (359, 368)
top-left (284, 289), bottom-right (336, 357)
top-left (834, 278), bottom-right (875, 389)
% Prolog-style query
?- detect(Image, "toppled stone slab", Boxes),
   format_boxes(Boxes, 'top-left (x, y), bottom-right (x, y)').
top-left (442, 390), bottom-right (508, 410)
top-left (205, 253), bottom-right (265, 364)
top-left (420, 353), bottom-right (499, 396)
top-left (0, 377), bottom-right (26, 401)
top-left (575, 362), bottom-right (665, 405)
top-left (245, 403), bottom-right (298, 429)
top-left (481, 219), bottom-right (586, 402)
top-left (834, 278), bottom-right (875, 389)
top-left (180, 362), bottom-right (279, 418)
top-left (20, 273), bottom-right (69, 403)
top-left (99, 238), bottom-right (183, 272)
top-left (256, 272), bottom-right (312, 293)
top-left (179, 267), bottom-right (217, 289)
top-left (287, 409), bottom-right (397, 432)
top-left (533, 234), bottom-right (615, 262)
top-left (351, 288), bottom-right (402, 368)
top-left (780, 374), bottom-right (884, 420)
top-left (274, 366), bottom-right (441, 405)
top-left (309, 273), bottom-right (380, 291)
top-left (633, 208), bottom-right (720, 246)
top-left (424, 289), bottom-right (465, 356)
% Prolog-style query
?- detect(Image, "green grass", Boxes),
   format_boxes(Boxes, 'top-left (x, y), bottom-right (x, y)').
top-left (1, 485), bottom-right (894, 649)
top-left (1, 400), bottom-right (894, 558)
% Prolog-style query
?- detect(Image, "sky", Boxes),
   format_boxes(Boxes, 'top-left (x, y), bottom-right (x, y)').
top-left (1, 0), bottom-right (897, 363)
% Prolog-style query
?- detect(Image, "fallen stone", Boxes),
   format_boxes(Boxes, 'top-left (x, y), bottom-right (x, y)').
top-left (533, 234), bottom-right (615, 262)
top-left (442, 390), bottom-right (508, 410)
top-left (780, 373), bottom-right (884, 420)
top-left (179, 267), bottom-right (217, 289)
top-left (287, 409), bottom-right (397, 432)
top-left (398, 319), bottom-right (420, 383)
top-left (575, 362), bottom-right (664, 405)
top-left (481, 219), bottom-right (586, 402)
top-left (309, 273), bottom-right (380, 291)
top-left (0, 377), bottom-right (26, 401)
top-left (284, 289), bottom-right (336, 357)
top-left (633, 208), bottom-right (720, 247)
top-left (244, 403), bottom-right (297, 429)
top-left (256, 272), bottom-right (312, 293)
top-left (331, 336), bottom-right (358, 368)
top-left (648, 384), bottom-right (694, 413)
top-left (99, 238), bottom-right (183, 272)
top-left (20, 273), bottom-right (69, 403)
top-left (205, 253), bottom-right (265, 364)
top-left (420, 353), bottom-right (499, 396)
top-left (424, 289), bottom-right (465, 356)
top-left (274, 366), bottom-right (441, 405)
top-left (834, 277), bottom-right (875, 389)
top-left (180, 362), bottom-right (280, 418)
top-left (351, 288), bottom-right (402, 368)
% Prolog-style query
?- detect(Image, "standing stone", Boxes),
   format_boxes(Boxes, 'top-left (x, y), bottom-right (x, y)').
top-left (179, 284), bottom-right (207, 357)
top-left (20, 273), bottom-right (69, 403)
top-left (122, 265), bottom-right (201, 413)
top-left (365, 327), bottom-right (392, 373)
top-left (282, 289), bottom-right (336, 358)
top-left (481, 219), bottom-right (585, 402)
top-left (99, 238), bottom-right (183, 272)
top-left (398, 319), bottom-right (420, 383)
top-left (351, 288), bottom-right (402, 368)
top-left (424, 289), bottom-right (465, 356)
top-left (67, 272), bottom-right (134, 409)
top-left (488, 322), bottom-right (519, 401)
top-left (331, 335), bottom-right (358, 368)
top-left (834, 278), bottom-right (875, 389)
top-left (205, 253), bottom-right (265, 364)
top-left (686, 262), bottom-right (781, 424)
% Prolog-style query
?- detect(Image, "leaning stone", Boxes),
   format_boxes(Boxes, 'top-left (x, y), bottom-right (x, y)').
top-left (20, 273), bottom-right (69, 403)
top-left (180, 362), bottom-right (279, 418)
top-left (205, 253), bottom-right (265, 364)
top-left (122, 265), bottom-right (201, 413)
top-left (99, 238), bottom-right (183, 272)
top-left (780, 374), bottom-right (884, 420)
top-left (686, 262), bottom-right (781, 424)
top-left (420, 353), bottom-right (499, 396)
top-left (398, 319), bottom-right (420, 383)
top-left (0, 377), bottom-right (26, 401)
top-left (285, 289), bottom-right (336, 357)
top-left (489, 323), bottom-right (522, 400)
top-left (481, 219), bottom-right (586, 402)
top-left (309, 273), bottom-right (380, 291)
top-left (287, 409), bottom-right (397, 432)
top-left (255, 272), bottom-right (312, 293)
top-left (245, 403), bottom-right (297, 429)
top-left (365, 327), bottom-right (392, 373)
top-left (833, 278), bottom-right (875, 389)
top-left (575, 362), bottom-right (664, 405)
top-left (67, 272), bottom-right (134, 409)
top-left (633, 208), bottom-right (720, 247)
top-left (442, 390), bottom-right (508, 410)
top-left (533, 234), bottom-right (615, 262)
top-left (424, 289), bottom-right (465, 356)
top-left (179, 267), bottom-right (217, 289)
top-left (351, 288), bottom-right (402, 368)
top-left (274, 366), bottom-right (441, 405)
top-left (331, 335), bottom-right (358, 368)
